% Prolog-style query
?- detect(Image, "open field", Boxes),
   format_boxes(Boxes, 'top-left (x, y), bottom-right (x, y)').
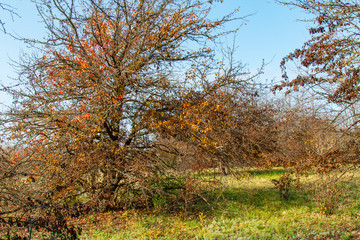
top-left (72, 168), bottom-right (360, 240)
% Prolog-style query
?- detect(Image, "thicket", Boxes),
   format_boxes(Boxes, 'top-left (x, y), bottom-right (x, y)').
top-left (1, 0), bottom-right (360, 239)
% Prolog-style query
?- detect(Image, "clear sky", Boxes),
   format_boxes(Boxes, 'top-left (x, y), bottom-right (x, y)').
top-left (0, 0), bottom-right (311, 108)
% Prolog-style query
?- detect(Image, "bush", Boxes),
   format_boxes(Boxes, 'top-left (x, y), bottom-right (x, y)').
top-left (271, 173), bottom-right (295, 200)
top-left (311, 173), bottom-right (348, 215)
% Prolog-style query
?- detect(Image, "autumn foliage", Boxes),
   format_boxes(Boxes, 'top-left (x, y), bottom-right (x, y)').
top-left (276, 0), bottom-right (360, 104)
top-left (2, 0), bottom-right (360, 238)
top-left (0, 0), bottom-right (253, 237)
top-left (274, 0), bottom-right (360, 172)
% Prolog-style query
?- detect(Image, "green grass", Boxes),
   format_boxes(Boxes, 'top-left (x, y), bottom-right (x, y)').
top-left (79, 169), bottom-right (360, 240)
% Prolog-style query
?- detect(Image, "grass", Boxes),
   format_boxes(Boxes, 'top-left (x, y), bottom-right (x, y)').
top-left (78, 168), bottom-right (360, 239)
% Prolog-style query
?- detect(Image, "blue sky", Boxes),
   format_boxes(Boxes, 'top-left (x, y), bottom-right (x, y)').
top-left (0, 0), bottom-right (311, 107)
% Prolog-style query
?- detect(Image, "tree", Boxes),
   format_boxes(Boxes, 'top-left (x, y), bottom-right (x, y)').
top-left (274, 0), bottom-right (360, 167)
top-left (1, 0), bottom-right (250, 209)
top-left (275, 0), bottom-right (360, 106)
top-left (155, 87), bottom-right (278, 175)
top-left (273, 0), bottom-right (360, 178)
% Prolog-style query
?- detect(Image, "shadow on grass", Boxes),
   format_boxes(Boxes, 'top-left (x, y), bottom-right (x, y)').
top-left (194, 167), bottom-right (291, 179)
top-left (161, 168), bottom-right (308, 218)
top-left (197, 178), bottom-right (311, 219)
top-left (246, 168), bottom-right (291, 178)
top-left (78, 169), bottom-right (360, 240)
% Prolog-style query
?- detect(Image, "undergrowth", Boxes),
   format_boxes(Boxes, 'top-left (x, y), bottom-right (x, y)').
top-left (68, 169), bottom-right (360, 239)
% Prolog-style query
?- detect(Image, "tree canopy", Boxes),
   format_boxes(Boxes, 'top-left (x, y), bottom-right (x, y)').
top-left (1, 0), bottom-right (252, 206)
top-left (275, 0), bottom-right (360, 105)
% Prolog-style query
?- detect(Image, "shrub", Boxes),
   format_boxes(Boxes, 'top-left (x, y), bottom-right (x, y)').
top-left (271, 173), bottom-right (295, 200)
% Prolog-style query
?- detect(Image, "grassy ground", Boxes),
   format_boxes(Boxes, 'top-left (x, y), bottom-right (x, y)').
top-left (77, 168), bottom-right (360, 239)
